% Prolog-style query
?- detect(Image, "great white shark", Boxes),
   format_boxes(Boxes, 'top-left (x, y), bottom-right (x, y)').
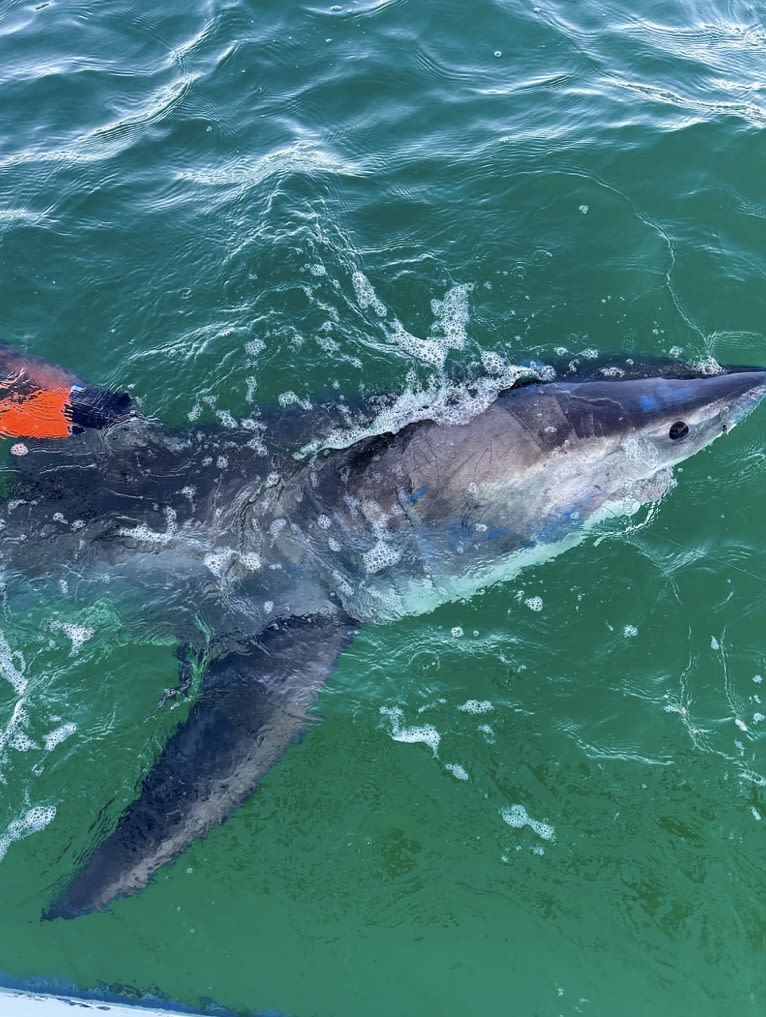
top-left (0, 343), bottom-right (763, 919)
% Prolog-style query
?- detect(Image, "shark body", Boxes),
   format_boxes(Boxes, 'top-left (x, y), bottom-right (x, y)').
top-left (1, 348), bottom-right (763, 918)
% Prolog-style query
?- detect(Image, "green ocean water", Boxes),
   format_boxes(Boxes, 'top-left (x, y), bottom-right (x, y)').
top-left (0, 1), bottom-right (765, 1015)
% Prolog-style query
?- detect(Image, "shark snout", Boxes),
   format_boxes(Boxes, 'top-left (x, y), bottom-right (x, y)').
top-left (720, 367), bottom-right (766, 425)
top-left (656, 367), bottom-right (766, 437)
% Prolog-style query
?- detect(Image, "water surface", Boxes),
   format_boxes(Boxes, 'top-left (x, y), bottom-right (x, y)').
top-left (0, 1), bottom-right (764, 1015)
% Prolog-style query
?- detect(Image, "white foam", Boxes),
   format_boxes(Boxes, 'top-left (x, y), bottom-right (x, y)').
top-left (458, 699), bottom-right (494, 714)
top-left (204, 548), bottom-right (236, 578)
top-left (0, 804), bottom-right (56, 863)
top-left (245, 338), bottom-right (265, 357)
top-left (216, 411), bottom-right (237, 430)
top-left (298, 361), bottom-right (538, 459)
top-left (43, 722), bottom-right (77, 751)
top-left (501, 803), bottom-right (555, 841)
top-left (445, 763), bottom-right (470, 781)
top-left (50, 621), bottom-right (94, 655)
top-left (1, 703), bottom-right (35, 755)
top-left (380, 706), bottom-right (441, 755)
top-left (693, 355), bottom-right (724, 376)
top-left (623, 624), bottom-right (638, 638)
top-left (0, 632), bottom-right (26, 695)
top-left (362, 540), bottom-right (401, 574)
top-left (298, 274), bottom-right (544, 460)
top-left (0, 632), bottom-right (32, 783)
top-left (270, 518), bottom-right (286, 537)
top-left (481, 350), bottom-right (507, 374)
top-left (352, 271), bottom-right (387, 317)
top-left (430, 283), bottom-right (472, 349)
top-left (118, 506), bottom-right (177, 545)
top-left (525, 596), bottom-right (544, 612)
top-left (386, 319), bottom-right (448, 368)
top-left (367, 282), bottom-right (473, 369)
top-left (278, 391), bottom-right (313, 410)
top-left (478, 723), bottom-right (496, 743)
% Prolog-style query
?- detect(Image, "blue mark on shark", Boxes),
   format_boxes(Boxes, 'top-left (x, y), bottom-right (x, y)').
top-left (483, 527), bottom-right (509, 541)
top-left (404, 485), bottom-right (429, 503)
top-left (639, 394), bottom-right (657, 413)
top-left (533, 508), bottom-right (586, 545)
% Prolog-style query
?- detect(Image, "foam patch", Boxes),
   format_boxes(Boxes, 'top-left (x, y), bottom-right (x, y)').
top-left (0, 805), bottom-right (57, 862)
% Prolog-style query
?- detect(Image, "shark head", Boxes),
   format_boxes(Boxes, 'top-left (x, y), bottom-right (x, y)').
top-left (454, 363), bottom-right (766, 538)
top-left (325, 363), bottom-right (766, 619)
top-left (528, 365), bottom-right (766, 469)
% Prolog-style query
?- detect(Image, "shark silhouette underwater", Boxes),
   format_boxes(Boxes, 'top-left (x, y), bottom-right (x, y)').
top-left (0, 342), bottom-right (764, 920)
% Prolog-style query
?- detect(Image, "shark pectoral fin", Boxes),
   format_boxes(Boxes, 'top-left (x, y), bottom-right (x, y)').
top-left (43, 612), bottom-right (357, 920)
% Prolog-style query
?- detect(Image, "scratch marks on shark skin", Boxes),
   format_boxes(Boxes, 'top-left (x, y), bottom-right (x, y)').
top-left (468, 442), bottom-right (492, 484)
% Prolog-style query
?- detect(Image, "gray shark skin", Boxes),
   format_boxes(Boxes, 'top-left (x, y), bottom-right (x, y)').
top-left (1, 355), bottom-right (762, 919)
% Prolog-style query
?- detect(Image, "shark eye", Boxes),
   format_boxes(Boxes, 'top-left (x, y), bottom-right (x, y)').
top-left (669, 420), bottom-right (689, 441)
